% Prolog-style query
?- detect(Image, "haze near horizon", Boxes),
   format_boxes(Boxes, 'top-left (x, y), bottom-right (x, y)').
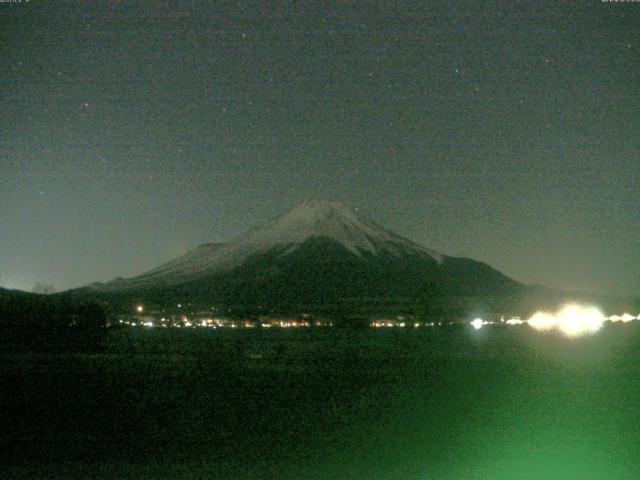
top-left (1, 1), bottom-right (638, 297)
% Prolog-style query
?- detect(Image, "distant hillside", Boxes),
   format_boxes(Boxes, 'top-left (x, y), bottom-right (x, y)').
top-left (67, 201), bottom-right (634, 319)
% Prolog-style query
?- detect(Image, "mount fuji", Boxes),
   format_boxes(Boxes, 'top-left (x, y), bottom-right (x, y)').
top-left (80, 200), bottom-right (526, 316)
top-left (95, 200), bottom-right (447, 289)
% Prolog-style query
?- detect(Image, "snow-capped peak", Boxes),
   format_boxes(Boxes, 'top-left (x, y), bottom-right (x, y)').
top-left (234, 200), bottom-right (439, 260)
top-left (239, 200), bottom-right (376, 252)
top-left (94, 200), bottom-right (444, 290)
top-left (274, 200), bottom-right (362, 226)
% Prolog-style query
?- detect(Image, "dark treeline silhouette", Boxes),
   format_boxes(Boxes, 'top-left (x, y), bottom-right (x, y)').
top-left (0, 289), bottom-right (107, 352)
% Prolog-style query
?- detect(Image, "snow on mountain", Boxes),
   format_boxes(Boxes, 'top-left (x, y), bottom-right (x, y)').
top-left (76, 201), bottom-right (631, 316)
top-left (132, 242), bottom-right (226, 282)
top-left (239, 200), bottom-right (443, 260)
top-left (92, 200), bottom-right (445, 290)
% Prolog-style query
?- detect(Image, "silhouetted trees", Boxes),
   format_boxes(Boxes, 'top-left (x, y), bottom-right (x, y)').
top-left (0, 294), bottom-right (107, 352)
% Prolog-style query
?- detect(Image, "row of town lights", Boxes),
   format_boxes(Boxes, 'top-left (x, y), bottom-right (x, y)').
top-left (470, 304), bottom-right (640, 337)
top-left (129, 305), bottom-right (332, 329)
top-left (133, 304), bottom-right (638, 337)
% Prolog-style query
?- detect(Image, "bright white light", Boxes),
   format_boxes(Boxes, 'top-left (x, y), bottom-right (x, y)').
top-left (471, 318), bottom-right (484, 330)
top-left (621, 313), bottom-right (636, 323)
top-left (607, 313), bottom-right (638, 323)
top-left (135, 305), bottom-right (144, 313)
top-left (526, 304), bottom-right (605, 337)
top-left (557, 305), bottom-right (604, 336)
top-left (528, 312), bottom-right (557, 332)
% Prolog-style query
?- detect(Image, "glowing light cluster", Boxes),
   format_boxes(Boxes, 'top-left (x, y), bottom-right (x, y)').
top-left (471, 318), bottom-right (485, 330)
top-left (526, 305), bottom-right (605, 336)
top-left (527, 312), bottom-right (556, 331)
top-left (608, 313), bottom-right (639, 323)
top-left (555, 305), bottom-right (604, 336)
top-left (519, 305), bottom-right (606, 336)
top-left (469, 304), bottom-right (634, 337)
top-left (505, 318), bottom-right (525, 325)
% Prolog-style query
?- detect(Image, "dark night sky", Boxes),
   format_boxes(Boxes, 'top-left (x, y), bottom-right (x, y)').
top-left (1, 1), bottom-right (638, 297)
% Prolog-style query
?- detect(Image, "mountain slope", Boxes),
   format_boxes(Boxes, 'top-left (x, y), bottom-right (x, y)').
top-left (91, 200), bottom-right (446, 291)
top-left (79, 200), bottom-right (529, 315)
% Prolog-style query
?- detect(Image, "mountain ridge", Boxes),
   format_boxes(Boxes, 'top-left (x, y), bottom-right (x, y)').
top-left (90, 200), bottom-right (448, 292)
top-left (69, 200), bottom-right (635, 318)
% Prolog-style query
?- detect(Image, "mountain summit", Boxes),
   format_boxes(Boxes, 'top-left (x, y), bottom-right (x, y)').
top-left (238, 200), bottom-right (443, 259)
top-left (85, 200), bottom-right (521, 315)
top-left (94, 200), bottom-right (445, 291)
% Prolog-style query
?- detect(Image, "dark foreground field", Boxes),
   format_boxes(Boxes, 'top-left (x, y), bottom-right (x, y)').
top-left (2, 325), bottom-right (640, 479)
